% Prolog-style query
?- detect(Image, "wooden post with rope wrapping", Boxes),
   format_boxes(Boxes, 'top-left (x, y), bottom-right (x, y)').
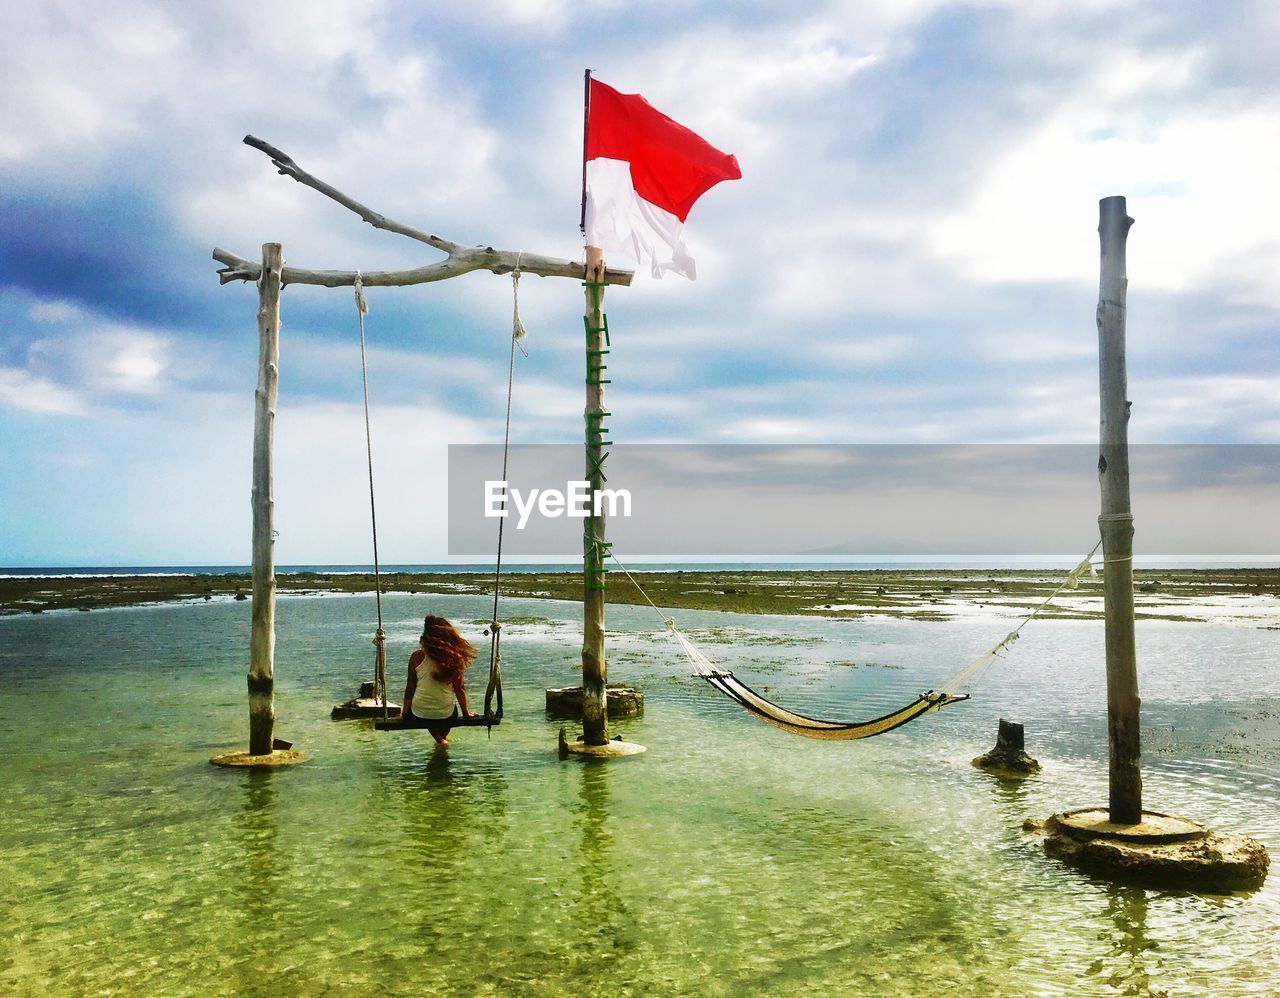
top-left (558, 71), bottom-right (646, 758)
top-left (582, 245), bottom-right (610, 746)
top-left (1096, 195), bottom-right (1142, 823)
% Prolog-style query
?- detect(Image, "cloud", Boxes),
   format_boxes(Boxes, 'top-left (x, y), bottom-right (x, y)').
top-left (28, 327), bottom-right (171, 396)
top-left (0, 291), bottom-right (183, 414)
top-left (29, 301), bottom-right (83, 324)
top-left (0, 367), bottom-right (88, 415)
top-left (924, 40), bottom-right (1280, 300)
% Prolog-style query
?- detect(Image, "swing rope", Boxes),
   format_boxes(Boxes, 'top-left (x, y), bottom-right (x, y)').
top-left (353, 273), bottom-right (390, 719)
top-left (482, 255), bottom-right (529, 719)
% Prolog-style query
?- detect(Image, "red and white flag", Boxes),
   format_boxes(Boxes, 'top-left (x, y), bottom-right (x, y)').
top-left (584, 77), bottom-right (741, 280)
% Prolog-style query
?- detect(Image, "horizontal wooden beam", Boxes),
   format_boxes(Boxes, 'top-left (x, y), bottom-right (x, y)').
top-left (213, 247), bottom-right (633, 288)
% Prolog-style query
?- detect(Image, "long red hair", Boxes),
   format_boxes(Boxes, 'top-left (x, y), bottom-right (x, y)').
top-left (420, 615), bottom-right (476, 684)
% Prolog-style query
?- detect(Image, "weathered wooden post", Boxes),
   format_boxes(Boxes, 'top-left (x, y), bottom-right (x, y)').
top-left (248, 243), bottom-right (283, 756)
top-left (213, 243), bottom-right (302, 766)
top-left (1096, 195), bottom-right (1142, 823)
top-left (1034, 197), bottom-right (1270, 889)
top-left (581, 246), bottom-right (609, 746)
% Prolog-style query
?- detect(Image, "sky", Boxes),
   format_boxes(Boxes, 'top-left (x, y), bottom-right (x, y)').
top-left (1, 1), bottom-right (1278, 566)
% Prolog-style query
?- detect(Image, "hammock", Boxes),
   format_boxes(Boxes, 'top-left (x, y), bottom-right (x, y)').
top-left (667, 625), bottom-right (968, 740)
top-left (614, 546), bottom-right (1101, 742)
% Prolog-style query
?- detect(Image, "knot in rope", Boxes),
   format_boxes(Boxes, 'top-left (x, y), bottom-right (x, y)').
top-left (665, 618), bottom-right (676, 630)
top-left (1065, 554), bottom-right (1098, 589)
top-left (354, 270), bottom-right (368, 315)
top-left (511, 252), bottom-right (529, 357)
top-left (372, 627), bottom-right (385, 646)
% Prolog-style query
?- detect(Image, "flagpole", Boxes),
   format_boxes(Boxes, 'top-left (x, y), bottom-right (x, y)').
top-left (580, 69), bottom-right (591, 236)
top-left (581, 67), bottom-right (609, 747)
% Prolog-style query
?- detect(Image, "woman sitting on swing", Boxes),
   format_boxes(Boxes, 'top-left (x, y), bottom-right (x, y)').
top-left (394, 615), bottom-right (479, 744)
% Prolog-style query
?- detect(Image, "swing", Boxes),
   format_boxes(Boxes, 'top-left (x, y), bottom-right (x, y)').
top-left (331, 273), bottom-right (399, 720)
top-left (608, 544), bottom-right (1101, 741)
top-left (371, 263), bottom-right (530, 734)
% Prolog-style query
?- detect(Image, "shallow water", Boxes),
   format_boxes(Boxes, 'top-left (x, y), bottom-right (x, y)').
top-left (1, 594), bottom-right (1277, 996)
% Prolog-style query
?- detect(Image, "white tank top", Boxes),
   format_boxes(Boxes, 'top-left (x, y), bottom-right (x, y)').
top-left (408, 649), bottom-right (458, 720)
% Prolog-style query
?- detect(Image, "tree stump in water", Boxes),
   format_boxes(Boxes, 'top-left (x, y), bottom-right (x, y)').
top-left (972, 719), bottom-right (1041, 779)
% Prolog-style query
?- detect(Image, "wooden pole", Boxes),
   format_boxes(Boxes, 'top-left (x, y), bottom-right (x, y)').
top-left (1096, 196), bottom-right (1142, 823)
top-left (248, 242), bottom-right (283, 756)
top-left (581, 246), bottom-right (609, 745)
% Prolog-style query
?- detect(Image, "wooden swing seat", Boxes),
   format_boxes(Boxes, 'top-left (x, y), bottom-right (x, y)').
top-left (375, 713), bottom-right (501, 732)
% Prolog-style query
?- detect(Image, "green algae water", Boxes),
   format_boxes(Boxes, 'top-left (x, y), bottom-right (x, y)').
top-left (2, 592), bottom-right (1278, 995)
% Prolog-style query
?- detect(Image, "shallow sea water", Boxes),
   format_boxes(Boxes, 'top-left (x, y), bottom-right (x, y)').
top-left (1, 593), bottom-right (1278, 996)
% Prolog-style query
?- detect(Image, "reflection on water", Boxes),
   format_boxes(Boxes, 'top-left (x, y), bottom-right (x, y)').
top-left (230, 772), bottom-right (281, 992)
top-left (1092, 886), bottom-right (1160, 997)
top-left (570, 762), bottom-right (633, 966)
top-left (0, 592), bottom-right (1277, 995)
top-left (234, 772), bottom-right (281, 923)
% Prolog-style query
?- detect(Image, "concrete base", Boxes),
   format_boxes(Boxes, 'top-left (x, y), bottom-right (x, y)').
top-left (1026, 808), bottom-right (1270, 891)
top-left (210, 748), bottom-right (305, 768)
top-left (558, 727), bottom-right (646, 758)
top-left (546, 684), bottom-right (644, 720)
top-left (561, 739), bottom-right (647, 758)
top-left (331, 697), bottom-right (400, 720)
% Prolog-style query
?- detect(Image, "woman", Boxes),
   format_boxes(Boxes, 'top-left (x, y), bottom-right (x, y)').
top-left (395, 615), bottom-right (479, 745)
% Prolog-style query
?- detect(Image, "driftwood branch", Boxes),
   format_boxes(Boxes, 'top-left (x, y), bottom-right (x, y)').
top-left (214, 135), bottom-right (633, 288)
top-left (212, 247), bottom-right (629, 288)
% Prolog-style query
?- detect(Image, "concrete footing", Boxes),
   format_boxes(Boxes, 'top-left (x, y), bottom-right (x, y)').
top-left (546, 684), bottom-right (644, 720)
top-left (210, 748), bottom-right (305, 768)
top-left (1026, 808), bottom-right (1270, 891)
top-left (972, 718), bottom-right (1041, 779)
top-left (558, 726), bottom-right (646, 758)
top-left (331, 697), bottom-right (400, 720)
top-left (331, 682), bottom-right (399, 720)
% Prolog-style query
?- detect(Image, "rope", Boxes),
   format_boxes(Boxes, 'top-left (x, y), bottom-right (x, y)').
top-left (608, 553), bottom-right (674, 630)
top-left (936, 539), bottom-right (1101, 694)
top-left (483, 254), bottom-right (528, 719)
top-left (354, 272), bottom-right (389, 719)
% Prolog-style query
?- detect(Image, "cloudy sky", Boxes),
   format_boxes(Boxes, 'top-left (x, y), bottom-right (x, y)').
top-left (2, 1), bottom-right (1277, 566)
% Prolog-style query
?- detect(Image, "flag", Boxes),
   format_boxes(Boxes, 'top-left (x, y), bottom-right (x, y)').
top-left (584, 77), bottom-right (741, 280)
